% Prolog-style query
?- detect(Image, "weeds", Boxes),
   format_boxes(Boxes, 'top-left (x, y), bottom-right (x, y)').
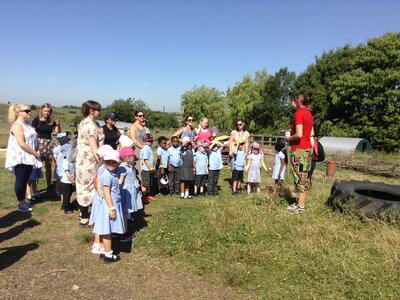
top-left (74, 232), bottom-right (94, 244)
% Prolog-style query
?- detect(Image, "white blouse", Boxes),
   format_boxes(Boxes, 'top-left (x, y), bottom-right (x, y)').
top-left (5, 121), bottom-right (43, 172)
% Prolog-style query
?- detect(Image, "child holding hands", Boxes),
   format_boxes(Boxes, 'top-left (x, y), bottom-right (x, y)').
top-left (245, 142), bottom-right (268, 194)
top-left (271, 140), bottom-right (287, 194)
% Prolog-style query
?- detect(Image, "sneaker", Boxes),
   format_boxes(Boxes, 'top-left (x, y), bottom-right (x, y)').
top-left (119, 234), bottom-right (134, 243)
top-left (186, 195), bottom-right (193, 199)
top-left (102, 254), bottom-right (120, 264)
top-left (288, 205), bottom-right (306, 213)
top-left (287, 203), bottom-right (297, 210)
top-left (17, 203), bottom-right (33, 213)
top-left (91, 244), bottom-right (105, 254)
top-left (64, 210), bottom-right (74, 215)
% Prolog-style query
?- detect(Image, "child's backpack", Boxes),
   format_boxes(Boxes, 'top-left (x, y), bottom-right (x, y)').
top-left (316, 141), bottom-right (325, 162)
top-left (66, 134), bottom-right (78, 163)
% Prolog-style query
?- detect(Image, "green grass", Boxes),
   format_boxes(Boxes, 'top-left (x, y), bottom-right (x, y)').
top-left (1, 147), bottom-right (400, 298)
top-left (133, 165), bottom-right (400, 299)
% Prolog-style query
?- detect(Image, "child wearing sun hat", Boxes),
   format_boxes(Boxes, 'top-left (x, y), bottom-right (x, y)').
top-left (92, 149), bottom-right (124, 263)
top-left (117, 146), bottom-right (141, 242)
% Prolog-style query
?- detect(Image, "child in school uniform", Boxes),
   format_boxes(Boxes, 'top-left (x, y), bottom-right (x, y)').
top-left (60, 149), bottom-right (75, 214)
top-left (90, 144), bottom-right (113, 254)
top-left (140, 133), bottom-right (157, 202)
top-left (156, 136), bottom-right (169, 195)
top-left (53, 132), bottom-right (70, 198)
top-left (271, 140), bottom-right (287, 194)
top-left (180, 137), bottom-right (195, 199)
top-left (117, 146), bottom-right (141, 242)
top-left (245, 142), bottom-right (269, 194)
top-left (194, 141), bottom-right (208, 196)
top-left (167, 136), bottom-right (181, 195)
top-left (208, 141), bottom-right (223, 196)
top-left (93, 149), bottom-right (124, 263)
top-left (231, 141), bottom-right (246, 194)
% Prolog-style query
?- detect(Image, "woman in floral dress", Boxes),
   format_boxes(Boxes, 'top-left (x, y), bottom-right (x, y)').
top-left (76, 100), bottom-right (104, 227)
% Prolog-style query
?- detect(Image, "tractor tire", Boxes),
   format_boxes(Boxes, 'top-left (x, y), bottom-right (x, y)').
top-left (327, 180), bottom-right (400, 220)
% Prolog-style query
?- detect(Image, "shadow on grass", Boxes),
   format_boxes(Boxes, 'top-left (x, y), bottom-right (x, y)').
top-left (281, 187), bottom-right (297, 206)
top-left (0, 243), bottom-right (39, 271)
top-left (0, 219), bottom-right (41, 243)
top-left (0, 211), bottom-right (32, 229)
top-left (114, 209), bottom-right (149, 254)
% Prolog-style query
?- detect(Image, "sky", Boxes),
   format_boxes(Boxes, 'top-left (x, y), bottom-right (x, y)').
top-left (0, 0), bottom-right (399, 112)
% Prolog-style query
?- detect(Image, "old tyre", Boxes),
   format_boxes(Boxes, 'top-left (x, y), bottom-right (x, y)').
top-left (327, 180), bottom-right (400, 220)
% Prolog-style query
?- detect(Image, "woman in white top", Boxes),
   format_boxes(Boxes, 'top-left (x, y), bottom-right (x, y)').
top-left (5, 104), bottom-right (42, 213)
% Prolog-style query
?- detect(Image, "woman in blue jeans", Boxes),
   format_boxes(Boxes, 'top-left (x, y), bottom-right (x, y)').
top-left (5, 103), bottom-right (43, 213)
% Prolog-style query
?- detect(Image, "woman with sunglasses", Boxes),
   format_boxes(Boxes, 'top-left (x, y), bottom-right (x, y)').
top-left (173, 115), bottom-right (196, 142)
top-left (5, 104), bottom-right (42, 213)
top-left (76, 100), bottom-right (104, 227)
top-left (229, 119), bottom-right (250, 181)
top-left (229, 119), bottom-right (250, 156)
top-left (31, 103), bottom-right (61, 190)
top-left (129, 110), bottom-right (150, 159)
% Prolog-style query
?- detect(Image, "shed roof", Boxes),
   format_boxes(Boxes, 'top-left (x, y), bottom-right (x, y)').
top-left (319, 137), bottom-right (372, 155)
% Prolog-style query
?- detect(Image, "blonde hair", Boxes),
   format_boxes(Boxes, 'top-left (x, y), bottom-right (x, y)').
top-left (8, 103), bottom-right (28, 124)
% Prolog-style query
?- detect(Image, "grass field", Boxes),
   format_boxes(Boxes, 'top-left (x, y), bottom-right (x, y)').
top-left (1, 148), bottom-right (400, 299)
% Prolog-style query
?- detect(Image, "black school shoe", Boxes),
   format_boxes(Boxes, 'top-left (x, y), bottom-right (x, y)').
top-left (100, 253), bottom-right (120, 264)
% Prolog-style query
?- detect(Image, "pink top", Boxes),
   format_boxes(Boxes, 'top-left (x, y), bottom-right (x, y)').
top-left (197, 128), bottom-right (212, 146)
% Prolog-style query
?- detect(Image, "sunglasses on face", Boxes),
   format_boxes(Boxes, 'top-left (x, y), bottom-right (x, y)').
top-left (137, 114), bottom-right (145, 118)
top-left (187, 119), bottom-right (194, 122)
top-left (237, 123), bottom-right (243, 126)
top-left (20, 109), bottom-right (32, 113)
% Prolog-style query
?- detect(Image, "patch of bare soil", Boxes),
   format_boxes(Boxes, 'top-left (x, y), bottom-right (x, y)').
top-left (0, 204), bottom-right (252, 300)
top-left (334, 157), bottom-right (400, 178)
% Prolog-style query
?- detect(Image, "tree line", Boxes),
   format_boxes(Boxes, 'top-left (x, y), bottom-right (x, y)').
top-left (180, 32), bottom-right (400, 152)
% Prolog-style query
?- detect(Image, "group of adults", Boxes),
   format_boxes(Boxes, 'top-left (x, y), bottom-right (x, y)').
top-left (5, 92), bottom-right (314, 216)
top-left (5, 103), bottom-right (61, 212)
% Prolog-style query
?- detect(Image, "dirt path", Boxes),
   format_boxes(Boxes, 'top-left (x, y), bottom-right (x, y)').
top-left (0, 202), bottom-right (249, 300)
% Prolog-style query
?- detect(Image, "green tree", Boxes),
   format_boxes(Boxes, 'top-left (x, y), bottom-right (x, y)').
top-left (180, 86), bottom-right (230, 131)
top-left (104, 98), bottom-right (149, 123)
top-left (146, 111), bottom-right (179, 129)
top-left (256, 67), bottom-right (296, 133)
top-left (226, 70), bottom-right (270, 131)
top-left (296, 32), bottom-right (400, 151)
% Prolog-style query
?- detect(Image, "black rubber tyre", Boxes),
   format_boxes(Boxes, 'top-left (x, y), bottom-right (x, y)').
top-left (327, 180), bottom-right (400, 220)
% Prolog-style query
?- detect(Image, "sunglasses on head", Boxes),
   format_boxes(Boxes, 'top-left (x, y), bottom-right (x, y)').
top-left (20, 109), bottom-right (32, 113)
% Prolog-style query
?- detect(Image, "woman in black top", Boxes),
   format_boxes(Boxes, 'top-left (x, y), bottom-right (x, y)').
top-left (32, 103), bottom-right (60, 189)
top-left (101, 112), bottom-right (120, 150)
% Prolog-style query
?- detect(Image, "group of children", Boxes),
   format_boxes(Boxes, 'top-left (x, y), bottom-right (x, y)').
top-left (152, 135), bottom-right (288, 199)
top-left (153, 135), bottom-right (225, 199)
top-left (48, 130), bottom-right (288, 264)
